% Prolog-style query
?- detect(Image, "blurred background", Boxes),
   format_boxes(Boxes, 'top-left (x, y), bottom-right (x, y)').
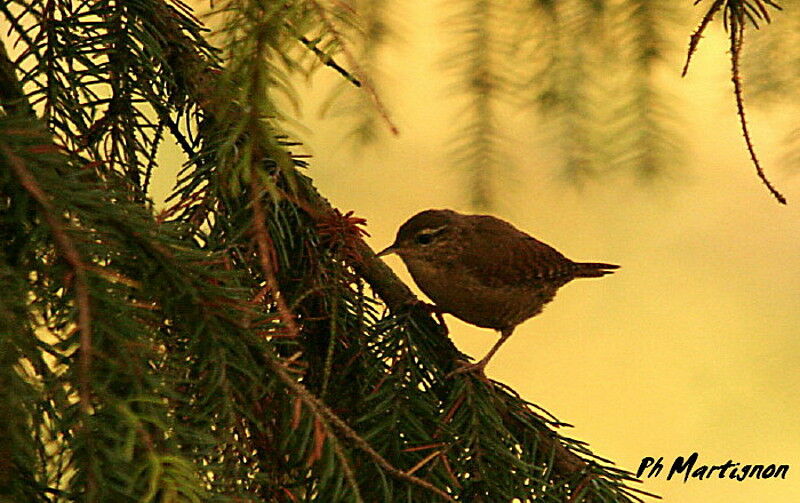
top-left (154, 1), bottom-right (798, 501)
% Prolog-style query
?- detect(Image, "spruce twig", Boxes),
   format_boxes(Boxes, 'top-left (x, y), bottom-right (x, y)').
top-left (250, 175), bottom-right (453, 501)
top-left (2, 139), bottom-right (98, 497)
top-left (306, 0), bottom-right (399, 135)
top-left (729, 19), bottom-right (786, 204)
top-left (684, 0), bottom-right (787, 204)
top-left (263, 350), bottom-right (457, 502)
top-left (682, 0), bottom-right (725, 77)
top-left (2, 144), bottom-right (94, 414)
top-left (250, 175), bottom-right (302, 337)
top-left (298, 34), bottom-right (362, 87)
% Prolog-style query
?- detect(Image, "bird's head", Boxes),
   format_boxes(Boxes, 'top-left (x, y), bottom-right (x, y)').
top-left (377, 209), bottom-right (461, 261)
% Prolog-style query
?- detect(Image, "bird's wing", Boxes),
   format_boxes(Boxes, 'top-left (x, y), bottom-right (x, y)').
top-left (459, 216), bottom-right (575, 288)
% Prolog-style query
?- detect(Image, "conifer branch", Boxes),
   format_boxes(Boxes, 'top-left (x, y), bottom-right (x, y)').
top-left (1, 140), bottom-right (98, 498)
top-left (250, 175), bottom-right (302, 337)
top-left (609, 0), bottom-right (681, 180)
top-left (306, 0), bottom-right (399, 135)
top-left (2, 144), bottom-right (94, 414)
top-left (685, 0), bottom-right (786, 204)
top-left (0, 42), bottom-right (101, 493)
top-left (0, 43), bottom-right (34, 117)
top-left (330, 434), bottom-right (365, 503)
top-left (321, 0), bottom-right (395, 145)
top-left (729, 20), bottom-right (786, 204)
top-left (682, 0), bottom-right (725, 77)
top-left (250, 172), bottom-right (453, 500)
top-left (0, 0), bottom-right (656, 498)
top-left (149, 0), bottom-right (603, 481)
top-left (445, 0), bottom-right (501, 209)
top-left (567, 472), bottom-right (595, 503)
top-left (298, 34), bottom-right (362, 87)
top-left (263, 350), bottom-right (457, 502)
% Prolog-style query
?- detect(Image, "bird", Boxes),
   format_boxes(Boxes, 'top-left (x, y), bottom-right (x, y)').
top-left (377, 209), bottom-right (618, 376)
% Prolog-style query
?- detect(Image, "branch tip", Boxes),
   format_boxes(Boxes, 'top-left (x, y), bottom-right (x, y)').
top-left (729, 22), bottom-right (787, 205)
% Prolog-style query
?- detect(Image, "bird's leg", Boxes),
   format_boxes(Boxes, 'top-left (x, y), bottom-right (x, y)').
top-left (403, 299), bottom-right (449, 335)
top-left (447, 328), bottom-right (514, 378)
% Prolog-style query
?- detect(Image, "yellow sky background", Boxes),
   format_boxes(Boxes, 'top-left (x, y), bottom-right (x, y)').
top-left (244, 7), bottom-right (799, 502)
top-left (3, 0), bottom-right (797, 500)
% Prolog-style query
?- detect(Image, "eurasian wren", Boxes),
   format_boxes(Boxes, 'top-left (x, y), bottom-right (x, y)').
top-left (377, 209), bottom-right (618, 375)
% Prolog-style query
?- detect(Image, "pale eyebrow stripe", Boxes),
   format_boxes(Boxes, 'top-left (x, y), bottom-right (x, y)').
top-left (419, 225), bottom-right (448, 236)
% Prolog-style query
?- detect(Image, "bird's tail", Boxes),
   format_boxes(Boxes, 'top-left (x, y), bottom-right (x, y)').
top-left (573, 262), bottom-right (620, 278)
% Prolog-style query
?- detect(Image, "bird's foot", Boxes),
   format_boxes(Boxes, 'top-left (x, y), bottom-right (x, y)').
top-left (403, 299), bottom-right (449, 335)
top-left (445, 359), bottom-right (490, 381)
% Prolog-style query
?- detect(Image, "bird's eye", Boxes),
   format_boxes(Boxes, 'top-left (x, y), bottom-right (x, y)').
top-left (415, 232), bottom-right (434, 245)
top-left (413, 225), bottom-right (447, 246)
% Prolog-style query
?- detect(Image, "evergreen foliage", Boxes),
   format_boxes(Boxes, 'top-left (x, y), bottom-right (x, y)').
top-left (744, 0), bottom-right (800, 171)
top-left (682, 0), bottom-right (786, 204)
top-left (2, 0), bottom-right (787, 502)
top-left (511, 0), bottom-right (627, 185)
top-left (321, 0), bottom-right (397, 146)
top-left (611, 0), bottom-right (681, 181)
top-left (326, 0), bottom-right (787, 206)
top-left (442, 0), bottom-right (506, 210)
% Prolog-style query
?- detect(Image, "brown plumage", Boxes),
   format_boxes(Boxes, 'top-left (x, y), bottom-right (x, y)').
top-left (377, 209), bottom-right (618, 375)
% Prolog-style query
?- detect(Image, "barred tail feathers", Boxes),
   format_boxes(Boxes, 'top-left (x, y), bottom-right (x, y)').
top-left (573, 262), bottom-right (619, 278)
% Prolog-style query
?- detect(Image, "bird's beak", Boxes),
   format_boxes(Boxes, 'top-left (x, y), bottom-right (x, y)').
top-left (376, 244), bottom-right (398, 257)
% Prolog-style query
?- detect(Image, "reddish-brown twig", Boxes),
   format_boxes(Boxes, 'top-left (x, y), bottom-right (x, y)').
top-left (3, 144), bottom-right (94, 411)
top-left (249, 175), bottom-right (302, 337)
top-left (729, 21), bottom-right (786, 204)
top-left (306, 0), bottom-right (399, 135)
top-left (263, 353), bottom-right (456, 502)
top-left (682, 0), bottom-right (725, 77)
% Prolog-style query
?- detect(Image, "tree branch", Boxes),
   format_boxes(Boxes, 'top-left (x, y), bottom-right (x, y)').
top-left (1, 144), bottom-right (94, 415)
top-left (250, 175), bottom-right (302, 337)
top-left (0, 43), bottom-right (35, 117)
top-left (129, 0), bottom-right (614, 487)
top-left (249, 171), bottom-right (453, 500)
top-left (263, 351), bottom-right (456, 502)
top-left (306, 0), bottom-right (399, 135)
top-left (729, 20), bottom-right (786, 204)
top-left (684, 0), bottom-right (787, 204)
top-left (682, 0), bottom-right (725, 77)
